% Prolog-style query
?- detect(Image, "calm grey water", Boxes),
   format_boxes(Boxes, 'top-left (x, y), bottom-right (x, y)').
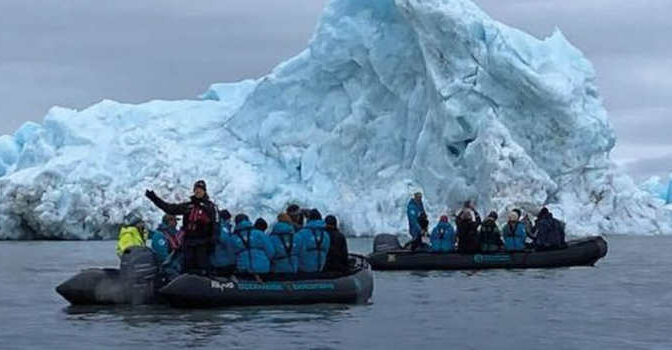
top-left (0, 236), bottom-right (671, 350)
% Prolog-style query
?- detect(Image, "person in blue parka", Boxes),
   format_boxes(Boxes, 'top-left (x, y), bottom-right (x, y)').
top-left (150, 214), bottom-right (179, 263)
top-left (294, 209), bottom-right (331, 273)
top-left (501, 211), bottom-right (526, 251)
top-left (430, 215), bottom-right (456, 252)
top-left (230, 214), bottom-right (274, 274)
top-left (210, 209), bottom-right (236, 275)
top-left (407, 192), bottom-right (427, 251)
top-left (269, 213), bottom-right (298, 273)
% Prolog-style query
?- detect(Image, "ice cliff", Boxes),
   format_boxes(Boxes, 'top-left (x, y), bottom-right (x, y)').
top-left (1, 0), bottom-right (670, 239)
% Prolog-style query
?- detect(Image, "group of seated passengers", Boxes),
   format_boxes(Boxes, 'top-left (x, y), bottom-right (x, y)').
top-left (407, 192), bottom-right (566, 253)
top-left (115, 180), bottom-right (349, 277)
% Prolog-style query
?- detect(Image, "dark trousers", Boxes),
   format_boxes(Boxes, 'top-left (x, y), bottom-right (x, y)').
top-left (183, 239), bottom-right (211, 273)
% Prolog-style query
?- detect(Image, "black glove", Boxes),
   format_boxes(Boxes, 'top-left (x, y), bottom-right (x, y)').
top-left (145, 190), bottom-right (157, 201)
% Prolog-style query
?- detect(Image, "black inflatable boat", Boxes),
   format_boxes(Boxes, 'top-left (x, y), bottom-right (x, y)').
top-left (159, 255), bottom-right (374, 308)
top-left (56, 247), bottom-right (161, 305)
top-left (368, 234), bottom-right (608, 271)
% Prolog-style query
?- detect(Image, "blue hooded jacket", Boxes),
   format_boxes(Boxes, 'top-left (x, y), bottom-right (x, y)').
top-left (230, 220), bottom-right (274, 273)
top-left (501, 221), bottom-right (526, 251)
top-left (430, 221), bottom-right (456, 252)
top-left (407, 198), bottom-right (425, 239)
top-left (210, 219), bottom-right (236, 268)
top-left (269, 222), bottom-right (298, 273)
top-left (150, 223), bottom-right (177, 262)
top-left (294, 220), bottom-right (331, 273)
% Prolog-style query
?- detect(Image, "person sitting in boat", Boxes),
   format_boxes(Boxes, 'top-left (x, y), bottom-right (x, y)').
top-left (145, 180), bottom-right (219, 273)
top-left (254, 218), bottom-right (269, 232)
top-left (324, 215), bottom-right (349, 273)
top-left (294, 209), bottom-right (331, 273)
top-left (149, 214), bottom-right (180, 263)
top-left (533, 208), bottom-right (567, 251)
top-left (407, 191), bottom-right (426, 251)
top-left (456, 200), bottom-right (482, 227)
top-left (456, 209), bottom-right (480, 253)
top-left (430, 215), bottom-right (456, 252)
top-left (116, 211), bottom-right (148, 257)
top-left (210, 209), bottom-right (236, 275)
top-left (230, 214), bottom-right (275, 274)
top-left (286, 204), bottom-right (304, 231)
top-left (269, 213), bottom-right (298, 273)
top-left (501, 211), bottom-right (526, 251)
top-left (513, 208), bottom-right (535, 242)
top-left (479, 211), bottom-right (503, 253)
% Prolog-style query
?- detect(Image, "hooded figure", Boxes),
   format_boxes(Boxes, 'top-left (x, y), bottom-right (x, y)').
top-left (456, 209), bottom-right (480, 253)
top-left (533, 208), bottom-right (567, 251)
top-left (501, 211), bottom-right (526, 251)
top-left (479, 211), bottom-right (503, 252)
top-left (116, 211), bottom-right (147, 257)
top-left (150, 214), bottom-right (180, 262)
top-left (406, 192), bottom-right (427, 250)
top-left (430, 215), bottom-right (456, 252)
top-left (323, 215), bottom-right (349, 273)
top-left (294, 209), bottom-right (331, 273)
top-left (210, 209), bottom-right (236, 274)
top-left (269, 213), bottom-right (298, 273)
top-left (229, 214), bottom-right (275, 274)
top-left (145, 180), bottom-right (218, 273)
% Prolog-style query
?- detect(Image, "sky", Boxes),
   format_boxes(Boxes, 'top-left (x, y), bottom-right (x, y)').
top-left (0, 0), bottom-right (670, 181)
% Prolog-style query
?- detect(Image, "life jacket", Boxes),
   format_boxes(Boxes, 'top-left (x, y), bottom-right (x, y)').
top-left (185, 202), bottom-right (212, 237)
top-left (308, 228), bottom-right (328, 269)
top-left (116, 226), bottom-right (146, 257)
top-left (479, 220), bottom-right (500, 245)
top-left (273, 233), bottom-right (294, 262)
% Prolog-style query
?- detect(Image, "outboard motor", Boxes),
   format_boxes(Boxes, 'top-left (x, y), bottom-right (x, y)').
top-left (119, 246), bottom-right (159, 305)
top-left (373, 234), bottom-right (402, 253)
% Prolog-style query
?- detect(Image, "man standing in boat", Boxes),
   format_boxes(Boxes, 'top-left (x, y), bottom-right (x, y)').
top-left (145, 180), bottom-right (219, 274)
top-left (406, 191), bottom-right (427, 251)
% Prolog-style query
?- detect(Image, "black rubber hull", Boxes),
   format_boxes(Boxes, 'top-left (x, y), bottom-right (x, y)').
top-left (56, 268), bottom-right (134, 305)
top-left (159, 268), bottom-right (374, 308)
top-left (368, 236), bottom-right (608, 271)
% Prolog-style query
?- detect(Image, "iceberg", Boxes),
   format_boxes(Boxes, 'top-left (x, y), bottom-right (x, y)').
top-left (641, 175), bottom-right (672, 205)
top-left (1, 0), bottom-right (671, 239)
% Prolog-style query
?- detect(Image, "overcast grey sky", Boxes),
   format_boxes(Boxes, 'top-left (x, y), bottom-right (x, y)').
top-left (0, 0), bottom-right (670, 180)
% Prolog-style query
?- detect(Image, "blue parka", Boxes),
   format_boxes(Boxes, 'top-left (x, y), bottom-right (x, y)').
top-left (430, 221), bottom-right (456, 252)
top-left (501, 221), bottom-right (526, 251)
top-left (150, 223), bottom-right (177, 262)
top-left (269, 222), bottom-right (298, 273)
top-left (210, 219), bottom-right (236, 268)
top-left (230, 220), bottom-right (274, 274)
top-left (407, 199), bottom-right (426, 239)
top-left (294, 220), bottom-right (331, 273)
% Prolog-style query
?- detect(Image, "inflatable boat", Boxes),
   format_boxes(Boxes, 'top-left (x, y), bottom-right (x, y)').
top-left (368, 234), bottom-right (608, 271)
top-left (159, 255), bottom-right (374, 308)
top-left (56, 247), bottom-right (161, 305)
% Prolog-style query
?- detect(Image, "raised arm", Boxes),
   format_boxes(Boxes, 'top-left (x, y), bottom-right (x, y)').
top-left (145, 190), bottom-right (190, 216)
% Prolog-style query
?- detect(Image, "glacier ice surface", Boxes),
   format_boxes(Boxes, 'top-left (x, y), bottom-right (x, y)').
top-left (1, 0), bottom-right (671, 239)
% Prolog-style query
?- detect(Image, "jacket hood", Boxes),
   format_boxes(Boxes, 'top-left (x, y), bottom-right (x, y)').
top-left (234, 220), bottom-right (253, 232)
top-left (305, 219), bottom-right (326, 229)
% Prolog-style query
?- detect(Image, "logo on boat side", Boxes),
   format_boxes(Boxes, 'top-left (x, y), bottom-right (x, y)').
top-left (474, 254), bottom-right (511, 264)
top-left (387, 254), bottom-right (396, 262)
top-left (210, 280), bottom-right (235, 291)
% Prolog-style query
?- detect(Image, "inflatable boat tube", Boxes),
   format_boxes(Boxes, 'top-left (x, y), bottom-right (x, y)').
top-left (159, 255), bottom-right (374, 308)
top-left (56, 247), bottom-right (160, 305)
top-left (368, 234), bottom-right (608, 271)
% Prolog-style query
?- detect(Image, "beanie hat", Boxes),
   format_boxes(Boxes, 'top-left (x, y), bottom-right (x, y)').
top-left (440, 215), bottom-right (449, 223)
top-left (488, 211), bottom-right (498, 220)
top-left (193, 180), bottom-right (207, 192)
top-left (219, 209), bottom-right (232, 221)
top-left (308, 209), bottom-right (322, 221)
top-left (254, 218), bottom-right (268, 232)
top-left (234, 214), bottom-right (249, 225)
top-left (538, 207), bottom-right (550, 218)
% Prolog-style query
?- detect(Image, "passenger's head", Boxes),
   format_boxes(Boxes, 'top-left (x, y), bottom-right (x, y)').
top-left (277, 213), bottom-right (292, 223)
top-left (413, 192), bottom-right (422, 202)
top-left (512, 208), bottom-right (522, 218)
top-left (487, 211), bottom-right (498, 221)
top-left (307, 209), bottom-right (322, 222)
top-left (124, 211), bottom-right (144, 229)
top-left (459, 209), bottom-right (473, 222)
top-left (193, 180), bottom-right (207, 199)
top-left (287, 204), bottom-right (303, 224)
top-left (325, 215), bottom-right (338, 229)
top-left (507, 211), bottom-right (519, 223)
top-left (254, 218), bottom-right (268, 232)
top-left (439, 215), bottom-right (449, 223)
top-left (219, 209), bottom-right (232, 222)
top-left (538, 207), bottom-right (550, 218)
top-left (234, 214), bottom-right (249, 225)
top-left (162, 214), bottom-right (178, 228)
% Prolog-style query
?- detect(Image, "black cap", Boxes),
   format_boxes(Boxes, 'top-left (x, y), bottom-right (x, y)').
top-left (488, 211), bottom-right (498, 220)
top-left (193, 180), bottom-right (207, 192)
top-left (287, 204), bottom-right (301, 215)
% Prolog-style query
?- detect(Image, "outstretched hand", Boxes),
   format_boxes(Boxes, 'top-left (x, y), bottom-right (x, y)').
top-left (145, 190), bottom-right (157, 200)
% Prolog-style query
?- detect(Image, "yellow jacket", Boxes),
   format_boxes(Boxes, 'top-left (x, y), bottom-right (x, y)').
top-left (116, 226), bottom-right (147, 257)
